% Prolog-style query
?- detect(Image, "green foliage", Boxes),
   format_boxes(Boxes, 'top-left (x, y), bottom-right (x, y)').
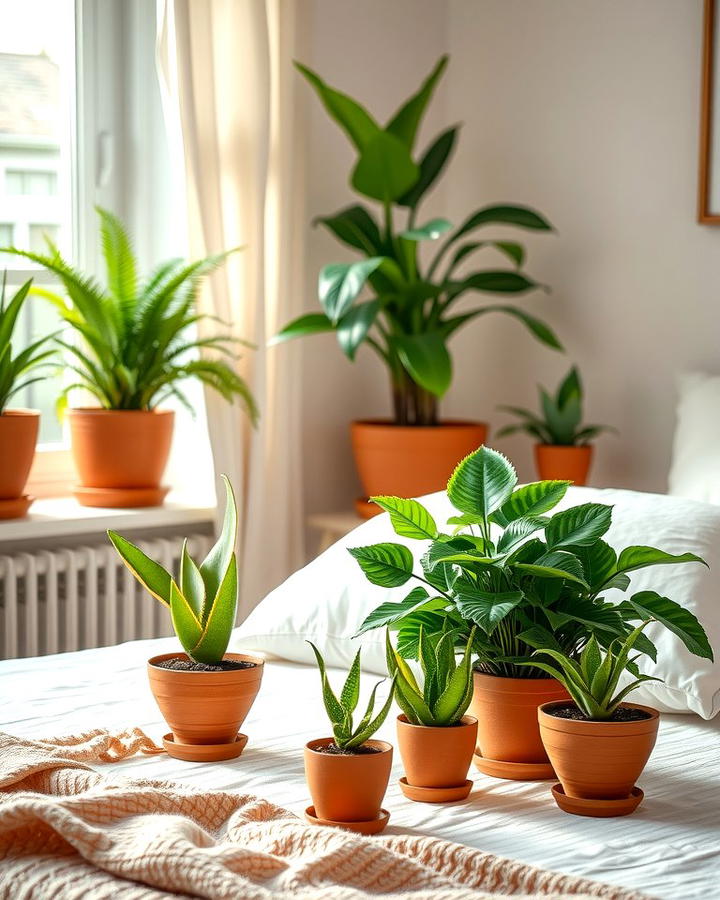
top-left (525, 624), bottom-right (662, 720)
top-left (1, 208), bottom-right (257, 420)
top-left (108, 476), bottom-right (239, 664)
top-left (350, 445), bottom-right (713, 679)
top-left (498, 366), bottom-right (614, 446)
top-left (386, 624), bottom-right (475, 726)
top-left (0, 275), bottom-right (56, 412)
top-left (308, 642), bottom-right (396, 750)
top-left (272, 57), bottom-right (560, 426)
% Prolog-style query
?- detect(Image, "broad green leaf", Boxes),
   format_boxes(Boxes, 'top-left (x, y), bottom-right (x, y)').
top-left (269, 312), bottom-right (334, 345)
top-left (169, 580), bottom-right (202, 657)
top-left (447, 445), bottom-right (517, 519)
top-left (199, 475), bottom-right (237, 608)
top-left (422, 540), bottom-right (494, 572)
top-left (517, 624), bottom-right (562, 653)
top-left (394, 331), bottom-right (452, 397)
top-left (494, 241), bottom-right (525, 267)
top-left (496, 516), bottom-right (548, 554)
top-left (371, 496), bottom-right (438, 539)
top-left (107, 530), bottom-right (171, 606)
top-left (180, 539), bottom-right (205, 619)
top-left (190, 555), bottom-right (238, 663)
top-left (452, 204), bottom-right (554, 243)
top-left (573, 540), bottom-right (616, 591)
top-left (545, 503), bottom-right (613, 550)
top-left (400, 218), bottom-right (453, 241)
top-left (319, 258), bottom-right (385, 323)
top-left (354, 587), bottom-right (439, 637)
top-left (351, 131), bottom-right (420, 202)
top-left (340, 650), bottom-right (361, 714)
top-left (513, 550), bottom-right (587, 586)
top-left (314, 204), bottom-right (383, 253)
top-left (348, 542), bottom-right (414, 587)
top-left (336, 300), bottom-right (379, 360)
top-left (395, 610), bottom-right (448, 659)
top-left (491, 481), bottom-right (569, 527)
top-left (455, 585), bottom-right (525, 633)
top-left (615, 546), bottom-right (707, 576)
top-left (449, 270), bottom-right (539, 295)
top-left (397, 125), bottom-right (458, 208)
top-left (441, 304), bottom-right (563, 351)
top-left (625, 591), bottom-right (714, 660)
top-left (385, 55), bottom-right (448, 149)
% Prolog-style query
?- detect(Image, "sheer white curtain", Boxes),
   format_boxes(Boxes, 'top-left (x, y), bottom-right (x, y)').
top-left (157, 0), bottom-right (305, 616)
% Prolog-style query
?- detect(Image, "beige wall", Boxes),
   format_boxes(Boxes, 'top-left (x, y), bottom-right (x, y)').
top-left (298, 0), bottom-right (716, 534)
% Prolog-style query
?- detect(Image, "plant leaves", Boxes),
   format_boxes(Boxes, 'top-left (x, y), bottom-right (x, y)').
top-left (447, 445), bottom-right (517, 519)
top-left (545, 503), bottom-right (613, 550)
top-left (625, 591), bottom-right (714, 660)
top-left (385, 55), bottom-right (448, 149)
top-left (269, 312), bottom-right (334, 345)
top-left (355, 586), bottom-right (436, 636)
top-left (394, 331), bottom-right (452, 397)
top-left (615, 546), bottom-right (707, 576)
top-left (189, 555), bottom-right (238, 663)
top-left (452, 204), bottom-right (554, 243)
top-left (180, 539), bottom-right (205, 619)
top-left (336, 300), bottom-right (380, 360)
top-left (454, 583), bottom-right (524, 633)
top-left (397, 125), bottom-right (458, 208)
top-left (169, 580), bottom-right (202, 657)
top-left (199, 476), bottom-right (237, 611)
top-left (319, 258), bottom-right (385, 323)
top-left (351, 131), bottom-right (420, 202)
top-left (496, 516), bottom-right (548, 554)
top-left (371, 496), bottom-right (438, 539)
top-left (340, 649), bottom-right (361, 714)
top-left (348, 542), bottom-right (414, 587)
top-left (314, 204), bottom-right (383, 254)
top-left (107, 530), bottom-right (171, 606)
top-left (400, 218), bottom-right (453, 241)
top-left (491, 481), bottom-right (569, 527)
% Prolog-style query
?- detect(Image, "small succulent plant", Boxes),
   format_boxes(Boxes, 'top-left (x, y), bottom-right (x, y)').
top-left (108, 476), bottom-right (238, 664)
top-left (309, 641), bottom-right (396, 751)
top-left (386, 623), bottom-right (476, 726)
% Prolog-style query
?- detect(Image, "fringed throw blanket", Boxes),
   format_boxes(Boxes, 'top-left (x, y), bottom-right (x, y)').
top-left (0, 730), bottom-right (649, 900)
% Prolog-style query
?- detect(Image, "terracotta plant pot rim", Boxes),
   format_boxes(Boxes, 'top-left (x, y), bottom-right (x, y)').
top-left (353, 418), bottom-right (486, 432)
top-left (147, 652), bottom-right (265, 683)
top-left (473, 672), bottom-right (563, 692)
top-left (305, 737), bottom-right (392, 756)
top-left (538, 701), bottom-right (660, 737)
top-left (397, 714), bottom-right (477, 733)
top-left (0, 408), bottom-right (41, 417)
top-left (69, 407), bottom-right (174, 416)
top-left (535, 443), bottom-right (592, 450)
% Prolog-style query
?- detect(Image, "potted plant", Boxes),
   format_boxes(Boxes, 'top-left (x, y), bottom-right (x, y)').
top-left (497, 366), bottom-right (614, 485)
top-left (350, 446), bottom-right (712, 780)
top-left (304, 642), bottom-right (396, 834)
top-left (272, 57), bottom-right (561, 515)
top-left (107, 476), bottom-right (263, 762)
top-left (0, 275), bottom-right (56, 519)
top-left (532, 625), bottom-right (670, 817)
top-left (386, 625), bottom-right (477, 802)
top-left (2, 208), bottom-right (257, 508)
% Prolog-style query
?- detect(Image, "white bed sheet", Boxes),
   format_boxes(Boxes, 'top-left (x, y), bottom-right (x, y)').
top-left (1, 634), bottom-right (718, 900)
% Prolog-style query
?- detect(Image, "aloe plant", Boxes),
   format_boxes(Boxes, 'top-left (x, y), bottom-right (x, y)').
top-left (385, 623), bottom-right (475, 726)
top-left (272, 56), bottom-right (560, 426)
top-left (498, 366), bottom-right (615, 446)
top-left (308, 641), bottom-right (396, 750)
top-left (1, 208), bottom-right (257, 421)
top-left (524, 623), bottom-right (662, 720)
top-left (0, 274), bottom-right (56, 413)
top-left (108, 476), bottom-right (238, 664)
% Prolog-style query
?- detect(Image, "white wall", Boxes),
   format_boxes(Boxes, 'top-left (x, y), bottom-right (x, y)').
top-left (298, 0), bottom-right (717, 532)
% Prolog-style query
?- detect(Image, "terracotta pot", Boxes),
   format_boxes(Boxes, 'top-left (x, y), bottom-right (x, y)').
top-left (396, 714), bottom-right (477, 788)
top-left (470, 672), bottom-right (569, 764)
top-left (539, 701), bottom-right (659, 800)
top-left (0, 409), bottom-right (40, 500)
top-left (304, 737), bottom-right (392, 822)
top-left (147, 652), bottom-right (264, 746)
top-left (351, 420), bottom-right (487, 517)
top-left (534, 444), bottom-right (593, 485)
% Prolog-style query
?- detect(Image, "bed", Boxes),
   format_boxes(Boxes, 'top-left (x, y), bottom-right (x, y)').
top-left (2, 633), bottom-right (718, 900)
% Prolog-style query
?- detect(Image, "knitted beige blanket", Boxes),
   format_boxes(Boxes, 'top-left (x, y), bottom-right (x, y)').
top-left (0, 729), bottom-right (649, 900)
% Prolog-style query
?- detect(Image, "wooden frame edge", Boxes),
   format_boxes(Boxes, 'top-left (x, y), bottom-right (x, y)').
top-left (698, 0), bottom-right (720, 222)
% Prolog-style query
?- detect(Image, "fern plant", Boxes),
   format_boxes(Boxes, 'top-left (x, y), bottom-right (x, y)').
top-left (308, 641), bottom-right (396, 750)
top-left (386, 623), bottom-right (475, 726)
top-left (0, 275), bottom-right (56, 413)
top-left (108, 475), bottom-right (239, 664)
top-left (1, 208), bottom-right (257, 420)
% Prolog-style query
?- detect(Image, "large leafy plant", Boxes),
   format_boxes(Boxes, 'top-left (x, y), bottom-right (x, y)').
top-left (0, 275), bottom-right (56, 413)
top-left (272, 57), bottom-right (561, 426)
top-left (309, 641), bottom-right (396, 750)
top-left (1, 208), bottom-right (257, 420)
top-left (498, 366), bottom-right (615, 446)
top-left (350, 446), bottom-right (713, 678)
top-left (108, 476), bottom-right (239, 664)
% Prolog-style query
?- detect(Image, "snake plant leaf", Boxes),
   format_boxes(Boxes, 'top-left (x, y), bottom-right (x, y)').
top-left (107, 530), bottom-right (171, 606)
top-left (349, 678), bottom-right (384, 741)
top-left (385, 628), bottom-right (421, 693)
top-left (400, 218), bottom-right (453, 241)
top-left (344, 674), bottom-right (397, 749)
top-left (490, 481), bottom-right (570, 527)
top-left (314, 204), bottom-right (383, 254)
top-left (385, 55), bottom-right (448, 150)
top-left (432, 630), bottom-right (474, 722)
top-left (269, 312), bottom-right (334, 345)
top-left (394, 331), bottom-right (452, 398)
top-left (0, 279), bottom-right (30, 347)
top-left (588, 643), bottom-right (613, 699)
top-left (190, 554), bottom-right (238, 663)
top-left (336, 300), bottom-right (380, 360)
top-left (417, 625), bottom-right (436, 687)
top-left (169, 580), bottom-right (203, 656)
top-left (448, 445), bottom-right (517, 520)
top-left (180, 539), bottom-right (205, 619)
top-left (557, 365), bottom-right (582, 409)
top-left (199, 475), bottom-right (237, 608)
top-left (308, 641), bottom-right (346, 726)
top-left (319, 258), bottom-right (385, 323)
top-left (624, 591), bottom-right (714, 661)
top-left (580, 635), bottom-right (603, 682)
top-left (394, 669), bottom-right (435, 726)
top-left (545, 503), bottom-right (613, 550)
top-left (615, 546), bottom-right (707, 576)
top-left (340, 649), bottom-right (362, 714)
top-left (351, 131), bottom-right (420, 203)
top-left (397, 125), bottom-right (458, 208)
top-left (371, 496), bottom-right (438, 540)
top-left (347, 542), bottom-right (414, 587)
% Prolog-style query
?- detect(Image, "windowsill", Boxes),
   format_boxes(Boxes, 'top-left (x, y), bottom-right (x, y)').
top-left (0, 495), bottom-right (215, 542)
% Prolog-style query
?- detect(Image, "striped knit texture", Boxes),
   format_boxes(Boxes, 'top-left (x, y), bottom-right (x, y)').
top-left (0, 730), bottom-right (651, 900)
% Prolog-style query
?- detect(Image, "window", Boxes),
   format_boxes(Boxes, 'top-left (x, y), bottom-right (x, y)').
top-left (6, 169), bottom-right (58, 195)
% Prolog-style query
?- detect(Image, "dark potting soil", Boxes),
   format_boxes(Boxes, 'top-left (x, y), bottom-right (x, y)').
top-left (154, 658), bottom-right (257, 672)
top-left (549, 704), bottom-right (653, 722)
top-left (313, 742), bottom-right (382, 756)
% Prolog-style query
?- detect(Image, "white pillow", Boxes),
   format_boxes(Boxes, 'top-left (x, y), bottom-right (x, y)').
top-left (234, 487), bottom-right (720, 718)
top-left (668, 371), bottom-right (720, 504)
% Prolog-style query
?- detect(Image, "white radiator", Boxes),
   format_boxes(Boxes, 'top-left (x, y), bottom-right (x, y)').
top-left (0, 533), bottom-right (213, 660)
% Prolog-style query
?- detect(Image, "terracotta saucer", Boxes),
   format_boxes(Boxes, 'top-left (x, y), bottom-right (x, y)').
top-left (399, 777), bottom-right (473, 803)
top-left (0, 495), bottom-right (33, 519)
top-left (354, 497), bottom-right (383, 519)
top-left (73, 485), bottom-right (170, 508)
top-left (304, 805), bottom-right (390, 835)
top-left (162, 732), bottom-right (248, 762)
top-left (474, 751), bottom-right (556, 781)
top-left (551, 784), bottom-right (644, 818)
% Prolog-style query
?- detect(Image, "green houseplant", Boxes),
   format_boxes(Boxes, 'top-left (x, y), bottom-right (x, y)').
top-left (108, 476), bottom-right (263, 762)
top-left (386, 625), bottom-right (478, 801)
top-left (304, 642), bottom-right (396, 832)
top-left (498, 366), bottom-right (615, 485)
top-left (0, 275), bottom-right (56, 519)
top-left (1, 207), bottom-right (257, 508)
top-left (349, 445), bottom-right (712, 779)
top-left (272, 56), bottom-right (560, 511)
